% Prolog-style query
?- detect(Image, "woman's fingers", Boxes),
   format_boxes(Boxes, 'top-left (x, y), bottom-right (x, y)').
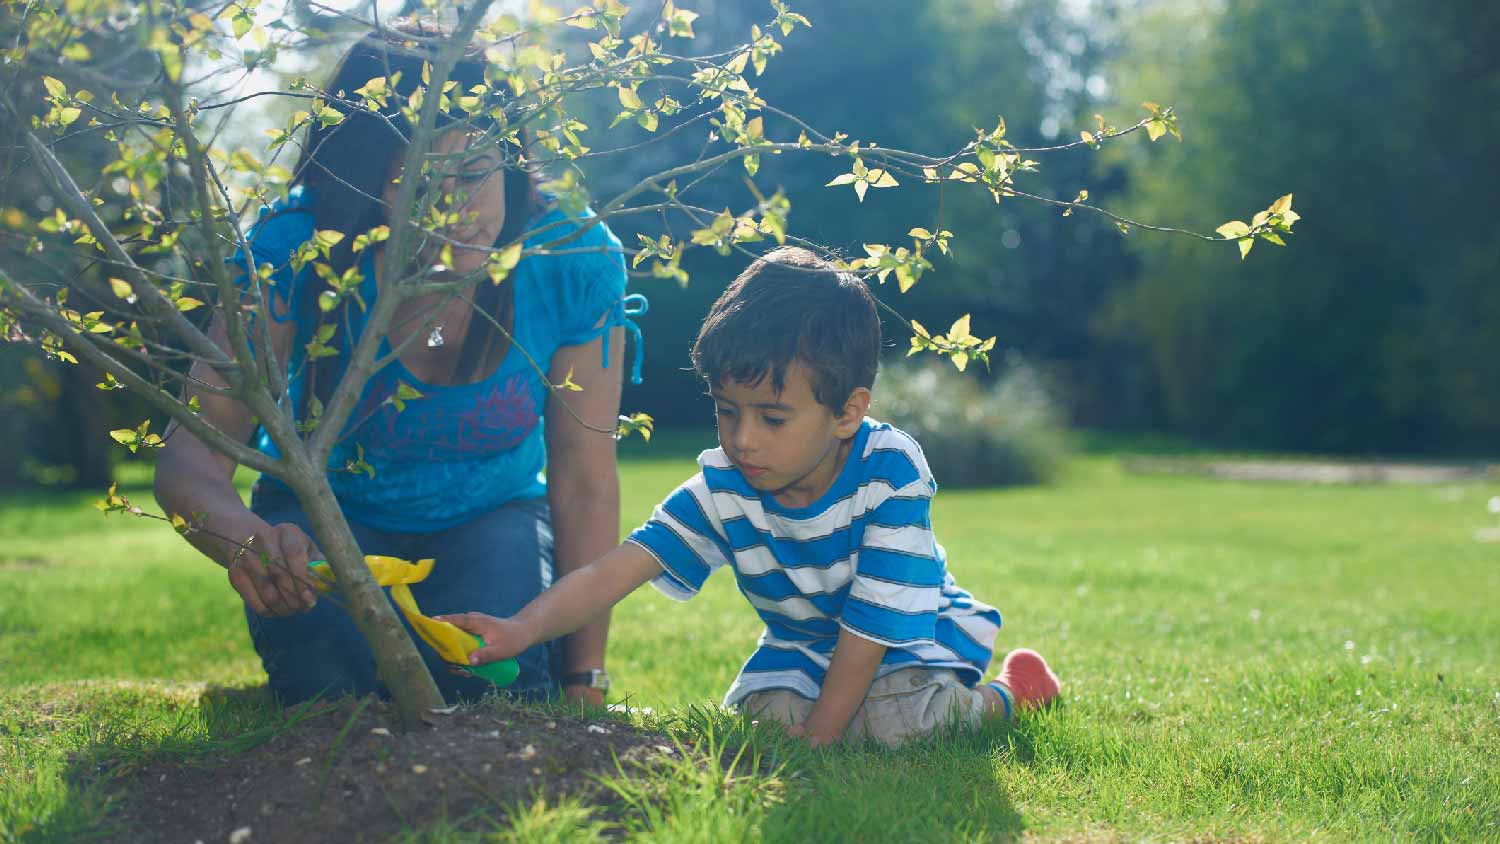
top-left (257, 528), bottom-right (314, 613)
top-left (227, 562), bottom-right (272, 616)
top-left (270, 524), bottom-right (321, 605)
top-left (230, 524), bottom-right (323, 617)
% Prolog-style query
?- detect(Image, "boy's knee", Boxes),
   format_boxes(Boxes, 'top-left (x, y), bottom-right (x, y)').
top-left (854, 669), bottom-right (985, 747)
top-left (741, 689), bottom-right (815, 727)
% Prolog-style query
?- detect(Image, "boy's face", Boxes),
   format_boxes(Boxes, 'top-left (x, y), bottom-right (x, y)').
top-left (711, 362), bottom-right (869, 508)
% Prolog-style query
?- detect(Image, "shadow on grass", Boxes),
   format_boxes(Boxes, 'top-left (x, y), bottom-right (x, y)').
top-left (757, 718), bottom-right (1036, 844)
top-left (19, 682), bottom-right (287, 844)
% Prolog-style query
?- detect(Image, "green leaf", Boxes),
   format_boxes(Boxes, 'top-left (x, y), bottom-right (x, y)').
top-left (1237, 238), bottom-right (1254, 260)
top-left (617, 86), bottom-right (643, 110)
top-left (1216, 221), bottom-right (1251, 240)
top-left (895, 264), bottom-right (917, 293)
top-left (42, 76), bottom-right (66, 99)
top-left (61, 43), bottom-right (91, 62)
top-left (663, 2), bottom-right (699, 38)
top-left (1145, 119), bottom-right (1166, 142)
top-left (616, 412), bottom-right (654, 442)
top-left (487, 242), bottom-right (522, 284)
top-left (388, 381), bottom-right (424, 412)
top-left (555, 366), bottom-right (584, 392)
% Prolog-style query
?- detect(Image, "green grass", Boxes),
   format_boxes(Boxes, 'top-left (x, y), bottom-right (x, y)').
top-left (3, 435), bottom-right (1498, 842)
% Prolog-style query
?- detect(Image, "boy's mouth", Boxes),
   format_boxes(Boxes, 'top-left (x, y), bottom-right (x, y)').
top-left (738, 462), bottom-right (768, 478)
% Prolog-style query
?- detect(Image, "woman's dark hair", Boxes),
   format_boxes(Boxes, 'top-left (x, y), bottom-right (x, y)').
top-left (289, 22), bottom-right (539, 408)
top-left (692, 246), bottom-right (881, 414)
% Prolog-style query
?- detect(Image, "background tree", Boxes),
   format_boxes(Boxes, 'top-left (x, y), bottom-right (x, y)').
top-left (0, 0), bottom-right (1291, 727)
top-left (1102, 0), bottom-right (1500, 453)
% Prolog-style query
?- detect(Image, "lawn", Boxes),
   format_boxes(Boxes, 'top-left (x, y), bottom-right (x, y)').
top-left (2, 435), bottom-right (1497, 843)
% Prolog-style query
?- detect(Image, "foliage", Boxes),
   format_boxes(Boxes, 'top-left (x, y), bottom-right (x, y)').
top-left (875, 358), bottom-right (1067, 488)
top-left (1103, 0), bottom-right (1499, 452)
top-left (602, 0), bottom-right (1151, 426)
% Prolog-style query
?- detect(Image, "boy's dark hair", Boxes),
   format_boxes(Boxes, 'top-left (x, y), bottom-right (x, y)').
top-left (692, 246), bottom-right (880, 413)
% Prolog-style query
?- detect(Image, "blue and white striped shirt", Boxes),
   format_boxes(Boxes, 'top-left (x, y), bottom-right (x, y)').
top-left (626, 418), bottom-right (1003, 707)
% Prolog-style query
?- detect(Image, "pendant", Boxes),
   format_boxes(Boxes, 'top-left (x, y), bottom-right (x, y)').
top-left (427, 324), bottom-right (445, 348)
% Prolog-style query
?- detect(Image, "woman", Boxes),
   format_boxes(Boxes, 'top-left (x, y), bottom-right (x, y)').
top-left (154, 26), bottom-right (634, 706)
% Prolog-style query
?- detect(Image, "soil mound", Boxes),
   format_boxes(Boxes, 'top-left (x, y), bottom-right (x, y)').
top-left (104, 697), bottom-right (674, 844)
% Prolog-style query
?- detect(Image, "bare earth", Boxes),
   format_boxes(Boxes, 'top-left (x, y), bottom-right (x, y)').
top-left (101, 697), bottom-right (675, 844)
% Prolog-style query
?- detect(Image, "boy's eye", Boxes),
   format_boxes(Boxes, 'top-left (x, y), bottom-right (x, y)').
top-left (763, 416), bottom-right (786, 428)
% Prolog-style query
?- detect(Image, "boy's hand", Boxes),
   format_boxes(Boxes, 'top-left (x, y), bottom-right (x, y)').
top-left (437, 612), bottom-right (532, 665)
top-left (785, 721), bottom-right (841, 748)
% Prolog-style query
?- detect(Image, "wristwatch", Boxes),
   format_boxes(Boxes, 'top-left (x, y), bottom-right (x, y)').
top-left (560, 668), bottom-right (610, 694)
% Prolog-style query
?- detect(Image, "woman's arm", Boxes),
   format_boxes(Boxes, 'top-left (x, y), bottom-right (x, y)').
top-left (153, 311), bottom-right (323, 616)
top-left (544, 325), bottom-right (626, 704)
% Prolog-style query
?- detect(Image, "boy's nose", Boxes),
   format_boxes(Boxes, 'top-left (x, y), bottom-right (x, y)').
top-left (731, 424), bottom-right (756, 454)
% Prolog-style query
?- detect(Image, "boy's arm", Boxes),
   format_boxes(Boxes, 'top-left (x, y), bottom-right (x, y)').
top-left (442, 541), bottom-right (662, 665)
top-left (791, 627), bottom-right (887, 747)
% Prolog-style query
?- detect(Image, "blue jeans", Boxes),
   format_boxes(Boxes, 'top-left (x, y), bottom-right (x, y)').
top-left (246, 480), bottom-right (559, 706)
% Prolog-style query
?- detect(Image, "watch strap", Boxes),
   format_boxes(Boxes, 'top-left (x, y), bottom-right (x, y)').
top-left (560, 669), bottom-right (609, 691)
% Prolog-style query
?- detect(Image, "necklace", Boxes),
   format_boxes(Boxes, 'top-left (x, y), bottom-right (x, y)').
top-left (427, 324), bottom-right (445, 348)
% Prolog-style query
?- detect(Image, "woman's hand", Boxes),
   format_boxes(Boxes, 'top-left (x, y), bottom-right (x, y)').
top-left (228, 523), bottom-right (325, 618)
top-left (439, 612), bottom-right (534, 665)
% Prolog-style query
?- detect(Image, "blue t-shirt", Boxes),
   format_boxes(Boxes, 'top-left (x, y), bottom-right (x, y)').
top-left (232, 187), bottom-right (629, 532)
top-left (626, 418), bottom-right (1003, 707)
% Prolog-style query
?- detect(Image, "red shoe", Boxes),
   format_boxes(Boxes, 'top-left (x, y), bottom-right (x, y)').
top-left (997, 648), bottom-right (1060, 711)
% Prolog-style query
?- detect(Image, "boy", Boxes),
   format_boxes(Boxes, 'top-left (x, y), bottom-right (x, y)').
top-left (444, 246), bottom-right (1059, 746)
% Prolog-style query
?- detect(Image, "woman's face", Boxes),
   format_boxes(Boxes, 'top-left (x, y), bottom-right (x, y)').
top-left (381, 128), bottom-right (507, 253)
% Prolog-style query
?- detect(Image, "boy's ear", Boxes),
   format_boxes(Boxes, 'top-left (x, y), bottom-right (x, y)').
top-left (835, 387), bottom-right (872, 437)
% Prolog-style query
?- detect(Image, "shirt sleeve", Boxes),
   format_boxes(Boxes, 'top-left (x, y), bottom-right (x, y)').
top-left (226, 205), bottom-right (315, 324)
top-left (555, 220), bottom-right (628, 347)
top-left (626, 473), bottom-right (734, 601)
top-left (840, 447), bottom-right (943, 648)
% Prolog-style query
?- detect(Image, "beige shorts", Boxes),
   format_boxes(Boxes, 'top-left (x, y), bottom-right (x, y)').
top-left (740, 668), bottom-right (988, 747)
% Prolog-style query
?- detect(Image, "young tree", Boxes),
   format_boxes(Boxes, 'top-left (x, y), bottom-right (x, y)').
top-left (0, 0), bottom-right (1298, 728)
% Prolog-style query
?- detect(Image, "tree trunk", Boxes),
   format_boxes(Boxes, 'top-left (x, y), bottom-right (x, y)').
top-left (290, 469), bottom-right (445, 730)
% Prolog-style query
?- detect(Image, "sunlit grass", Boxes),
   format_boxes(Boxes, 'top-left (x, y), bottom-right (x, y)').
top-left (3, 437), bottom-right (1497, 842)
